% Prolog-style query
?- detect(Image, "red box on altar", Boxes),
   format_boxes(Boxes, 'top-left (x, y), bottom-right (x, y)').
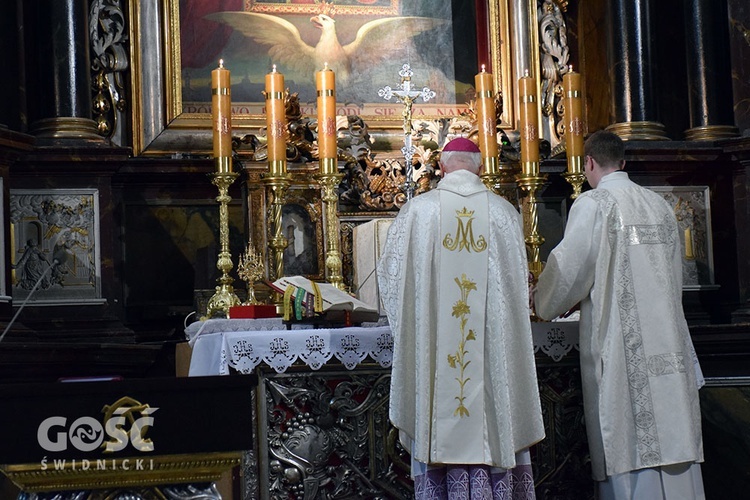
top-left (229, 304), bottom-right (278, 319)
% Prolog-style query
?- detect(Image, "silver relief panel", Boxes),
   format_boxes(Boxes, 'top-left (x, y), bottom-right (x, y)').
top-left (10, 189), bottom-right (104, 305)
top-left (647, 186), bottom-right (716, 290)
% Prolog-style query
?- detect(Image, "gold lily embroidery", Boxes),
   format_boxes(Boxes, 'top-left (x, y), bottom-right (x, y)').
top-left (442, 207), bottom-right (487, 252)
top-left (447, 274), bottom-right (477, 417)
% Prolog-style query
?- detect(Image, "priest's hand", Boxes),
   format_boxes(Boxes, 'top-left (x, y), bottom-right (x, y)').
top-left (561, 303), bottom-right (580, 319)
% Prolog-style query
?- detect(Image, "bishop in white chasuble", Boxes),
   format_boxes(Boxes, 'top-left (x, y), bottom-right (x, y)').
top-left (377, 138), bottom-right (545, 494)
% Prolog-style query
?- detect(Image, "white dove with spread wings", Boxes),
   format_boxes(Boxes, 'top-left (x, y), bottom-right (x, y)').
top-left (205, 11), bottom-right (448, 86)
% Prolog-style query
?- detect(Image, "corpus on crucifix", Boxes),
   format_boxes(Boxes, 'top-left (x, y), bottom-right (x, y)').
top-left (377, 63), bottom-right (436, 201)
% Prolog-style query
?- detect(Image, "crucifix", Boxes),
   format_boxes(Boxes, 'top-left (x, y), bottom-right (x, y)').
top-left (378, 64), bottom-right (436, 201)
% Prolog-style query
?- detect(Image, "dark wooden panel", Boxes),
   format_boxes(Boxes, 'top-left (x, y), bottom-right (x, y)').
top-left (0, 375), bottom-right (256, 464)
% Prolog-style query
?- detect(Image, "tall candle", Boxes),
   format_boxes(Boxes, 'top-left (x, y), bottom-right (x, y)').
top-left (211, 59), bottom-right (232, 173)
top-left (316, 63), bottom-right (337, 174)
top-left (518, 70), bottom-right (539, 176)
top-left (475, 65), bottom-right (498, 173)
top-left (265, 65), bottom-right (286, 175)
top-left (563, 66), bottom-right (584, 174)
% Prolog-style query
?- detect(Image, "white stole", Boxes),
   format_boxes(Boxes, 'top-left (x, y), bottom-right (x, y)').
top-left (431, 189), bottom-right (490, 463)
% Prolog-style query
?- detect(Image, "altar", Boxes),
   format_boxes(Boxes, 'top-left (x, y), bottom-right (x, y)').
top-left (185, 318), bottom-right (589, 499)
top-left (188, 319), bottom-right (393, 376)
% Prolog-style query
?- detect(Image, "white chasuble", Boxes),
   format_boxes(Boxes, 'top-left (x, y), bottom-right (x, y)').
top-left (431, 190), bottom-right (489, 463)
top-left (377, 169), bottom-right (545, 469)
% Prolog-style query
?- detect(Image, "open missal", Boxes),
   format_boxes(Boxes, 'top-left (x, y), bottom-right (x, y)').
top-left (270, 276), bottom-right (380, 323)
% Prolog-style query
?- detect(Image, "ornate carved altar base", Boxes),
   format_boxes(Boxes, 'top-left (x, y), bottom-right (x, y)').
top-left (186, 318), bottom-right (594, 499)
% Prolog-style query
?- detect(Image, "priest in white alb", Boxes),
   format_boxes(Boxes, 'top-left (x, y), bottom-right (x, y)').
top-left (377, 137), bottom-right (545, 499)
top-left (534, 131), bottom-right (705, 499)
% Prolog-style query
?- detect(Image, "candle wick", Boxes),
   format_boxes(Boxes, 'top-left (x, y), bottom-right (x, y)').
top-left (324, 62), bottom-right (329, 70)
top-left (524, 69), bottom-right (529, 77)
top-left (219, 59), bottom-right (224, 68)
top-left (481, 64), bottom-right (486, 72)
top-left (272, 64), bottom-right (277, 72)
top-left (568, 65), bottom-right (573, 73)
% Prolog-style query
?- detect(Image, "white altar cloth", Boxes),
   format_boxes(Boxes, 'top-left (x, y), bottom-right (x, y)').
top-left (187, 319), bottom-right (394, 376)
top-left (531, 318), bottom-right (580, 362)
top-left (185, 317), bottom-right (314, 343)
top-left (186, 318), bottom-right (579, 376)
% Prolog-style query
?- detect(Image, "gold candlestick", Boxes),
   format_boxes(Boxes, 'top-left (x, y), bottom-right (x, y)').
top-left (263, 173), bottom-right (291, 284)
top-left (481, 161), bottom-right (520, 204)
top-left (262, 64), bottom-right (290, 306)
top-left (517, 69), bottom-right (546, 282)
top-left (315, 172), bottom-right (345, 290)
top-left (204, 171), bottom-right (241, 319)
top-left (561, 167), bottom-right (587, 199)
top-left (516, 175), bottom-right (548, 281)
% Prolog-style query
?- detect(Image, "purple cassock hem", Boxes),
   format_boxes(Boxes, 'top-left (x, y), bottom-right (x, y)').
top-left (414, 463), bottom-right (536, 500)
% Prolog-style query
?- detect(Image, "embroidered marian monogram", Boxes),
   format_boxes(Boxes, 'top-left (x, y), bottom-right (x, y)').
top-left (442, 207), bottom-right (488, 252)
top-left (447, 274), bottom-right (478, 417)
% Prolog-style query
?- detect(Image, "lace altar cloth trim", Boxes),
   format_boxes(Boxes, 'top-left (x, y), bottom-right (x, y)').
top-left (530, 320), bottom-right (580, 362)
top-left (186, 319), bottom-right (579, 376)
top-left (188, 322), bottom-right (394, 375)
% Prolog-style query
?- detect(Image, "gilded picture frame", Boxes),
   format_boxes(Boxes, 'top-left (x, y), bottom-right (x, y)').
top-left (246, 0), bottom-right (399, 16)
top-left (129, 0), bottom-right (515, 155)
top-left (244, 164), bottom-right (325, 281)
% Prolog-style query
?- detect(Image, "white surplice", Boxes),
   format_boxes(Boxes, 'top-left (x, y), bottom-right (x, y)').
top-left (377, 170), bottom-right (545, 469)
top-left (534, 171), bottom-right (704, 485)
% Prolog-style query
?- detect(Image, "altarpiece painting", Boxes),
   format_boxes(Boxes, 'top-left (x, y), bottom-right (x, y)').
top-left (130, 0), bottom-right (513, 154)
top-left (179, 0), bottom-right (476, 117)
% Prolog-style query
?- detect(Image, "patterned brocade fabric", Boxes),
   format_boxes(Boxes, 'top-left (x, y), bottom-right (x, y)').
top-left (414, 464), bottom-right (536, 500)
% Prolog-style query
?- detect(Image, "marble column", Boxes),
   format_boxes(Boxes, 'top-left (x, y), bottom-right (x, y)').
top-left (684, 0), bottom-right (739, 140)
top-left (605, 0), bottom-right (669, 140)
top-left (26, 0), bottom-right (101, 143)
